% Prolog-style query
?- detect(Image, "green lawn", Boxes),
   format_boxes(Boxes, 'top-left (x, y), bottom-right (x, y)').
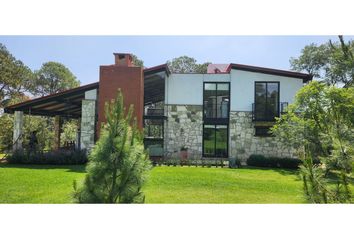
top-left (145, 166), bottom-right (305, 203)
top-left (0, 164), bottom-right (309, 203)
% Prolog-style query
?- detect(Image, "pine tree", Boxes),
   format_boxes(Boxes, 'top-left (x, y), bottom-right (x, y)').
top-left (73, 90), bottom-right (151, 203)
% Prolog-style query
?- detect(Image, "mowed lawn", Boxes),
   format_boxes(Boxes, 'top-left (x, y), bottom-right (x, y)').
top-left (0, 164), bottom-right (307, 203)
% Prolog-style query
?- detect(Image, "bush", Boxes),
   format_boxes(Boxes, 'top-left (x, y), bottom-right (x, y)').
top-left (229, 158), bottom-right (242, 168)
top-left (247, 154), bottom-right (301, 169)
top-left (8, 149), bottom-right (87, 165)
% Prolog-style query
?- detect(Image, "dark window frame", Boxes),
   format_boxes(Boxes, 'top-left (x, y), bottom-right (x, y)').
top-left (254, 81), bottom-right (280, 121)
top-left (202, 124), bottom-right (229, 158)
top-left (203, 82), bottom-right (231, 124)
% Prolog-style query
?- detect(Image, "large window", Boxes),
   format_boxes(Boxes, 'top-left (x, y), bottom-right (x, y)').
top-left (254, 82), bottom-right (279, 121)
top-left (203, 125), bottom-right (228, 157)
top-left (203, 83), bottom-right (230, 120)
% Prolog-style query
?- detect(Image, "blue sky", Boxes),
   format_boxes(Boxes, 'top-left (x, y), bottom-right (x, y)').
top-left (0, 36), bottom-right (352, 85)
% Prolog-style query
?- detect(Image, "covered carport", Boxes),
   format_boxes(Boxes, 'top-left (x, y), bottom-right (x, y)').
top-left (4, 82), bottom-right (99, 151)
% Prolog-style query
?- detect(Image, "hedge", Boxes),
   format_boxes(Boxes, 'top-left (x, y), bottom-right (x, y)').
top-left (7, 149), bottom-right (88, 165)
top-left (246, 154), bottom-right (301, 169)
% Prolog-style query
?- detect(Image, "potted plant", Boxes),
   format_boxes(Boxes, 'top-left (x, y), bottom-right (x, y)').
top-left (180, 146), bottom-right (188, 165)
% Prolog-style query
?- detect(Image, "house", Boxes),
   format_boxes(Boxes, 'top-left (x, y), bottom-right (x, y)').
top-left (4, 53), bottom-right (312, 162)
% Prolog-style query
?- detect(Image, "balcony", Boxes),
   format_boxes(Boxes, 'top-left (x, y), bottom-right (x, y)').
top-left (252, 102), bottom-right (288, 122)
top-left (143, 108), bottom-right (166, 120)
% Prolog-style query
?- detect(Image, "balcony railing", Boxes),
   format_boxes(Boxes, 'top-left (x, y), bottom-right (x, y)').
top-left (252, 102), bottom-right (288, 122)
top-left (146, 108), bottom-right (164, 116)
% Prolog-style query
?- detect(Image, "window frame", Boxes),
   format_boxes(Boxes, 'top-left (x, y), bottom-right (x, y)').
top-left (203, 82), bottom-right (231, 124)
top-left (202, 124), bottom-right (229, 158)
top-left (254, 81), bottom-right (280, 121)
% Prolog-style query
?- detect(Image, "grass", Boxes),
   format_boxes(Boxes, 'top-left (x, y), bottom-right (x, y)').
top-left (0, 164), bottom-right (85, 203)
top-left (144, 166), bottom-right (305, 203)
top-left (0, 163), bottom-right (309, 203)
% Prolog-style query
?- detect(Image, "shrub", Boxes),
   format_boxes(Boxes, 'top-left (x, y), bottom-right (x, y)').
top-left (247, 154), bottom-right (301, 169)
top-left (7, 149), bottom-right (87, 165)
top-left (277, 157), bottom-right (301, 169)
top-left (229, 158), bottom-right (242, 168)
top-left (247, 155), bottom-right (270, 167)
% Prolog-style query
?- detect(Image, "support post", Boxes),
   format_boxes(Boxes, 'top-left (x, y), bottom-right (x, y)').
top-left (13, 111), bottom-right (24, 151)
top-left (80, 89), bottom-right (97, 152)
top-left (54, 115), bottom-right (62, 150)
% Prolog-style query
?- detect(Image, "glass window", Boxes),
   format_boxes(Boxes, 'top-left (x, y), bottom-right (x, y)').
top-left (204, 83), bottom-right (217, 118)
top-left (255, 82), bottom-right (279, 121)
top-left (203, 125), bottom-right (215, 156)
top-left (203, 125), bottom-right (228, 157)
top-left (203, 83), bottom-right (230, 119)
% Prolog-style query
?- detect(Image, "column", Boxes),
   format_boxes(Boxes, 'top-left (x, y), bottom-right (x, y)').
top-left (53, 115), bottom-right (62, 150)
top-left (80, 89), bottom-right (97, 152)
top-left (13, 111), bottom-right (24, 151)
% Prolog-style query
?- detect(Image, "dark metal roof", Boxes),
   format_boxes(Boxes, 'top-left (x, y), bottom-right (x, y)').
top-left (4, 82), bottom-right (99, 118)
top-left (144, 64), bottom-right (170, 76)
top-left (227, 63), bottom-right (313, 82)
top-left (3, 64), bottom-right (170, 117)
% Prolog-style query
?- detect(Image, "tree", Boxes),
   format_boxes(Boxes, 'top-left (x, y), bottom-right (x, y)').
top-left (73, 90), bottom-right (151, 203)
top-left (33, 62), bottom-right (80, 96)
top-left (131, 54), bottom-right (144, 68)
top-left (290, 35), bottom-right (354, 87)
top-left (60, 119), bottom-right (78, 146)
top-left (0, 43), bottom-right (33, 108)
top-left (167, 55), bottom-right (210, 73)
top-left (272, 81), bottom-right (354, 203)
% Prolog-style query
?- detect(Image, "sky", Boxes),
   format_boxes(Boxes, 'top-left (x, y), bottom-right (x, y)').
top-left (0, 36), bottom-right (352, 85)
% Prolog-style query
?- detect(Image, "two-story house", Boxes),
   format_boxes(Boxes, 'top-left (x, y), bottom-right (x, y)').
top-left (5, 53), bottom-right (312, 162)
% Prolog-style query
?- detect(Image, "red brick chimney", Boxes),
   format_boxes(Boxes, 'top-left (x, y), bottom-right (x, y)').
top-left (114, 53), bottom-right (134, 67)
top-left (97, 53), bottom-right (144, 137)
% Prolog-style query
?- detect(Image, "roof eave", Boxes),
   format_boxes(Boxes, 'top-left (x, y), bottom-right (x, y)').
top-left (228, 63), bottom-right (313, 82)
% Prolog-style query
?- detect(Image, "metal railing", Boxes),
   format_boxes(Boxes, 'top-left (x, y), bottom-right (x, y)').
top-left (146, 108), bottom-right (164, 116)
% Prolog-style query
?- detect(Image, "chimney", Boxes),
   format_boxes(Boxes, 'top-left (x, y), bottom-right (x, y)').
top-left (114, 53), bottom-right (133, 67)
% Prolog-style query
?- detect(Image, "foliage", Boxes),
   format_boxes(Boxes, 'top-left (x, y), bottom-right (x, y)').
top-left (247, 154), bottom-right (301, 169)
top-left (272, 81), bottom-right (354, 203)
top-left (131, 54), bottom-right (144, 67)
top-left (290, 35), bottom-right (354, 87)
top-left (229, 158), bottom-right (241, 168)
top-left (0, 114), bottom-right (54, 152)
top-left (167, 55), bottom-right (211, 73)
top-left (60, 119), bottom-right (78, 146)
top-left (7, 149), bottom-right (87, 165)
top-left (33, 61), bottom-right (80, 96)
top-left (0, 43), bottom-right (33, 108)
top-left (73, 90), bottom-right (151, 203)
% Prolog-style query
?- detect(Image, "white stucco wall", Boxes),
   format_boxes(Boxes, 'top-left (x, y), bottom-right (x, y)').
top-left (165, 74), bottom-right (230, 105)
top-left (165, 71), bottom-right (304, 109)
top-left (230, 69), bottom-right (304, 111)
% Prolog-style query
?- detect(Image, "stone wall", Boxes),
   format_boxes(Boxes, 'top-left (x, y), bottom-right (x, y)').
top-left (80, 99), bottom-right (96, 151)
top-left (229, 111), bottom-right (296, 162)
top-left (164, 105), bottom-right (203, 159)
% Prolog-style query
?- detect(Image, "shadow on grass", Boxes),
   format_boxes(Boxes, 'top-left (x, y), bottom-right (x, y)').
top-left (0, 163), bottom-right (86, 173)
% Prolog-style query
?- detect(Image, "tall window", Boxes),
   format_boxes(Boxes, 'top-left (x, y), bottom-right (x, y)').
top-left (254, 82), bottom-right (279, 121)
top-left (203, 125), bottom-right (228, 157)
top-left (203, 83), bottom-right (230, 119)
